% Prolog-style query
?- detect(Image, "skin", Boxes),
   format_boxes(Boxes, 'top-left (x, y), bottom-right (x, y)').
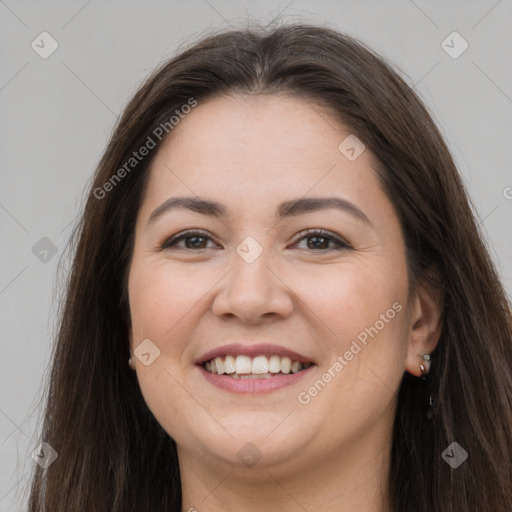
top-left (127, 94), bottom-right (442, 512)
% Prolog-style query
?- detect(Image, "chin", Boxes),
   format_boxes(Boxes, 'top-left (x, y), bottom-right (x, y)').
top-left (187, 412), bottom-right (313, 466)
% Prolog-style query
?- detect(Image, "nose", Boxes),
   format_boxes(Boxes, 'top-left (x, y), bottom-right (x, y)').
top-left (211, 249), bottom-right (294, 324)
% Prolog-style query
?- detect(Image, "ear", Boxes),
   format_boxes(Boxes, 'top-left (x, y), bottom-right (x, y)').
top-left (405, 269), bottom-right (443, 377)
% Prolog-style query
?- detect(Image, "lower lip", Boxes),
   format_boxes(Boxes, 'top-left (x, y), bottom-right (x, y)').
top-left (197, 364), bottom-right (315, 393)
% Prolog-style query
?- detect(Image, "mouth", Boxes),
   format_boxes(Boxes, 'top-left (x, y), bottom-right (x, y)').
top-left (195, 343), bottom-right (316, 393)
top-left (202, 354), bottom-right (313, 379)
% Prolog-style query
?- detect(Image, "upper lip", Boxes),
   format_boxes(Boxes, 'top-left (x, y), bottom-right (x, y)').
top-left (196, 343), bottom-right (315, 365)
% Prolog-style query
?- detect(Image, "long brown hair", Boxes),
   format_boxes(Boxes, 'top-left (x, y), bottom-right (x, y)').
top-left (28, 23), bottom-right (512, 511)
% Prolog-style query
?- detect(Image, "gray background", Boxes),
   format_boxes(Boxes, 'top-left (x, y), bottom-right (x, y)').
top-left (1, 1), bottom-right (511, 509)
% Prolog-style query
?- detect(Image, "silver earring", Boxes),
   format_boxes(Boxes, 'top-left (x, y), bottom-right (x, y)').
top-left (128, 357), bottom-right (134, 369)
top-left (419, 353), bottom-right (431, 379)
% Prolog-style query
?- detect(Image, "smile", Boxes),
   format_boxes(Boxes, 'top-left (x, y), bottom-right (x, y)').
top-left (203, 354), bottom-right (313, 378)
top-left (196, 343), bottom-right (316, 393)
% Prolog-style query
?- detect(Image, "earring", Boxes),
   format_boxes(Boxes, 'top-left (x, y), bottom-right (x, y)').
top-left (128, 357), bottom-right (135, 370)
top-left (419, 353), bottom-right (434, 419)
top-left (419, 353), bottom-right (431, 380)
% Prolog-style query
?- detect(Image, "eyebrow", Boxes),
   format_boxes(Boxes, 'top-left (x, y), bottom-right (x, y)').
top-left (145, 195), bottom-right (371, 229)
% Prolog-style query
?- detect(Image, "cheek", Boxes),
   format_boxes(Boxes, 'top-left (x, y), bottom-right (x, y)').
top-left (297, 254), bottom-right (409, 401)
top-left (302, 254), bottom-right (408, 340)
top-left (127, 262), bottom-right (207, 439)
top-left (128, 260), bottom-right (208, 347)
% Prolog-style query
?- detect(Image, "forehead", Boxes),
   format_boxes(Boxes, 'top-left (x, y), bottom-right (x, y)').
top-left (138, 94), bottom-right (392, 227)
top-left (159, 94), bottom-right (351, 164)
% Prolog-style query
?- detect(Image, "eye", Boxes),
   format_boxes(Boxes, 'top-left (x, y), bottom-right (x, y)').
top-left (292, 229), bottom-right (351, 251)
top-left (161, 230), bottom-right (219, 250)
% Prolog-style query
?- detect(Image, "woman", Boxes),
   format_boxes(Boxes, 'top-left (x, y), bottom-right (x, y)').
top-left (28, 23), bottom-right (512, 512)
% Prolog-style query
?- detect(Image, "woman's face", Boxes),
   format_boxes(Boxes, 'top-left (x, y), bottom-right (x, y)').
top-left (128, 94), bottom-right (416, 474)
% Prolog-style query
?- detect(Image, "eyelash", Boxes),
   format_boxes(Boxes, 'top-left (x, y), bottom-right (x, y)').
top-left (161, 228), bottom-right (352, 252)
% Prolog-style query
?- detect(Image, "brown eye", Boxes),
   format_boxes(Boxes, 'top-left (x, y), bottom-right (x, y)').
top-left (162, 230), bottom-right (217, 250)
top-left (294, 229), bottom-right (351, 251)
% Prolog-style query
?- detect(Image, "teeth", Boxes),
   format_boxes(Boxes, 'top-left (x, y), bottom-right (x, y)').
top-left (215, 357), bottom-right (225, 375)
top-left (291, 360), bottom-right (302, 373)
top-left (224, 355), bottom-right (236, 374)
top-left (251, 356), bottom-right (269, 374)
top-left (235, 355), bottom-right (252, 374)
top-left (230, 373), bottom-right (273, 379)
top-left (203, 354), bottom-right (312, 376)
top-left (280, 356), bottom-right (291, 374)
top-left (269, 355), bottom-right (281, 373)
